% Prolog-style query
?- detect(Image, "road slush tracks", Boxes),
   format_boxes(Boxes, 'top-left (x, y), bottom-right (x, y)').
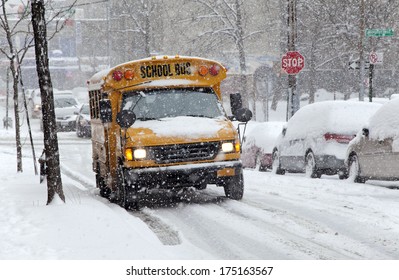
top-left (57, 163), bottom-right (399, 259)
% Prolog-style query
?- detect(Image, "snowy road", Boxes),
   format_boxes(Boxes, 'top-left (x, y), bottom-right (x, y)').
top-left (53, 135), bottom-right (399, 260)
top-left (1, 110), bottom-right (398, 260)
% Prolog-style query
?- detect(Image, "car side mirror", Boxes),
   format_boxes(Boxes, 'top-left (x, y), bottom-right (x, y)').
top-left (362, 128), bottom-right (369, 137)
top-left (116, 110), bottom-right (136, 129)
top-left (99, 100), bottom-right (113, 123)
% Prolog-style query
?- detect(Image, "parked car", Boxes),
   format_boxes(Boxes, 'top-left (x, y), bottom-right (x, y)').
top-left (242, 121), bottom-right (286, 171)
top-left (76, 103), bottom-right (91, 137)
top-left (40, 94), bottom-right (80, 131)
top-left (272, 100), bottom-right (382, 179)
top-left (346, 98), bottom-right (399, 183)
top-left (27, 88), bottom-right (42, 119)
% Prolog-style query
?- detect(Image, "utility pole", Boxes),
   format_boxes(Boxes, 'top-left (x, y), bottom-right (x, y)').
top-left (358, 0), bottom-right (366, 101)
top-left (287, 0), bottom-right (299, 118)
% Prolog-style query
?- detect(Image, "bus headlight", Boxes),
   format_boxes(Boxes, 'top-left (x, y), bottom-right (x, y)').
top-left (133, 148), bottom-right (147, 159)
top-left (125, 148), bottom-right (148, 160)
top-left (221, 142), bottom-right (234, 153)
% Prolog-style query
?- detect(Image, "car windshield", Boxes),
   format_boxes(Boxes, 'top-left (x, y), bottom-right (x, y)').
top-left (54, 97), bottom-right (78, 108)
top-left (121, 88), bottom-right (224, 120)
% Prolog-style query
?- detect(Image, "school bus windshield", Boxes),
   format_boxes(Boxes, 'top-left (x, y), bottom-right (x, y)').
top-left (121, 88), bottom-right (225, 120)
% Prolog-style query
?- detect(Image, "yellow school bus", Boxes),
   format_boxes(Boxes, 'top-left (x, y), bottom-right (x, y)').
top-left (87, 55), bottom-right (251, 209)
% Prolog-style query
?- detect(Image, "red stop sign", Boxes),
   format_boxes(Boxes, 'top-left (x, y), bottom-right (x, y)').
top-left (281, 51), bottom-right (305, 74)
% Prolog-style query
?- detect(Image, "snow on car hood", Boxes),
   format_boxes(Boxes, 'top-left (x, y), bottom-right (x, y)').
top-left (126, 116), bottom-right (235, 145)
top-left (55, 107), bottom-right (78, 118)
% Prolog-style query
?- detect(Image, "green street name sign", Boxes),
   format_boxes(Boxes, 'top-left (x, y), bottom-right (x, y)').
top-left (366, 29), bottom-right (394, 37)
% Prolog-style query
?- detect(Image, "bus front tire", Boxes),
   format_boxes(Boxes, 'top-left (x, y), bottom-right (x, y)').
top-left (117, 165), bottom-right (139, 210)
top-left (223, 174), bottom-right (244, 200)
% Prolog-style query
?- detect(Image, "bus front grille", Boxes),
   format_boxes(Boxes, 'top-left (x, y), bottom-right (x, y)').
top-left (151, 142), bottom-right (220, 164)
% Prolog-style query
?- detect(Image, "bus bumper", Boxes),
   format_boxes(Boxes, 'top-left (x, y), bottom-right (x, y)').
top-left (123, 161), bottom-right (242, 189)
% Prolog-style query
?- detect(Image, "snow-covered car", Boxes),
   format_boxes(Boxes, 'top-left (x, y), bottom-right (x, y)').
top-left (76, 103), bottom-right (91, 138)
top-left (346, 98), bottom-right (399, 183)
top-left (241, 121), bottom-right (286, 171)
top-left (40, 94), bottom-right (80, 132)
top-left (272, 100), bottom-right (382, 179)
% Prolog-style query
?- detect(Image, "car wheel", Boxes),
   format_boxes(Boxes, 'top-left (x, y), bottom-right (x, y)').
top-left (76, 126), bottom-right (82, 137)
top-left (348, 154), bottom-right (366, 183)
top-left (305, 152), bottom-right (321, 178)
top-left (272, 150), bottom-right (285, 175)
top-left (223, 173), bottom-right (244, 200)
top-left (255, 152), bottom-right (266, 172)
top-left (116, 165), bottom-right (140, 210)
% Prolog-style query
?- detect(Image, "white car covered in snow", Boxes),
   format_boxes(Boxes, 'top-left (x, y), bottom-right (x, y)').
top-left (346, 98), bottom-right (399, 183)
top-left (241, 121), bottom-right (286, 171)
top-left (272, 100), bottom-right (382, 179)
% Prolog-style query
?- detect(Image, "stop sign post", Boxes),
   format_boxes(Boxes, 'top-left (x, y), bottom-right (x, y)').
top-left (281, 51), bottom-right (305, 74)
top-left (282, 51), bottom-right (305, 120)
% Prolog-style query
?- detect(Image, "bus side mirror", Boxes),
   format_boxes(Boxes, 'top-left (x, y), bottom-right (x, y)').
top-left (234, 108), bottom-right (252, 123)
top-left (230, 93), bottom-right (243, 116)
top-left (116, 110), bottom-right (136, 129)
top-left (99, 100), bottom-right (112, 123)
top-left (362, 128), bottom-right (369, 137)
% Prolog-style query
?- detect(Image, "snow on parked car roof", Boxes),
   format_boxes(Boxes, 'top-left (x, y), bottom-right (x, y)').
top-left (369, 98), bottom-right (399, 140)
top-left (243, 121), bottom-right (285, 153)
top-left (285, 100), bottom-right (382, 139)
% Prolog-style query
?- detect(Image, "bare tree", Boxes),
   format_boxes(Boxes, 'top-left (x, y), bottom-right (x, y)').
top-left (31, 0), bottom-right (65, 204)
top-left (0, 0), bottom-right (32, 172)
top-left (182, 0), bottom-right (264, 98)
top-left (109, 0), bottom-right (164, 62)
top-left (1, 0), bottom-right (76, 172)
top-left (296, 0), bottom-right (399, 102)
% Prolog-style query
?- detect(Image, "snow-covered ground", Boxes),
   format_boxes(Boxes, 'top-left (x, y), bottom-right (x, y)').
top-left (1, 93), bottom-right (399, 278)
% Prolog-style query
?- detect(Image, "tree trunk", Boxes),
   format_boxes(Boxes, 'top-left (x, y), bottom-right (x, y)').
top-left (31, 0), bottom-right (65, 204)
top-left (2, 0), bottom-right (23, 172)
top-left (11, 61), bottom-right (23, 172)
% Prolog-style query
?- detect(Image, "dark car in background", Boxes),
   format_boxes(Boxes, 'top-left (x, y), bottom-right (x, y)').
top-left (76, 104), bottom-right (91, 138)
top-left (40, 94), bottom-right (80, 131)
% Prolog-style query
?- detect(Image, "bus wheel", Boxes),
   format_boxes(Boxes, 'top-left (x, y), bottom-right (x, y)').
top-left (223, 174), bottom-right (244, 200)
top-left (96, 166), bottom-right (111, 198)
top-left (116, 165), bottom-right (139, 210)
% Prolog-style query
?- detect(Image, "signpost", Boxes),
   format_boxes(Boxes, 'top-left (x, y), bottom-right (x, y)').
top-left (369, 52), bottom-right (383, 65)
top-left (281, 51), bottom-right (304, 120)
top-left (281, 51), bottom-right (305, 74)
top-left (348, 60), bottom-right (370, 70)
top-left (366, 28), bottom-right (394, 37)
